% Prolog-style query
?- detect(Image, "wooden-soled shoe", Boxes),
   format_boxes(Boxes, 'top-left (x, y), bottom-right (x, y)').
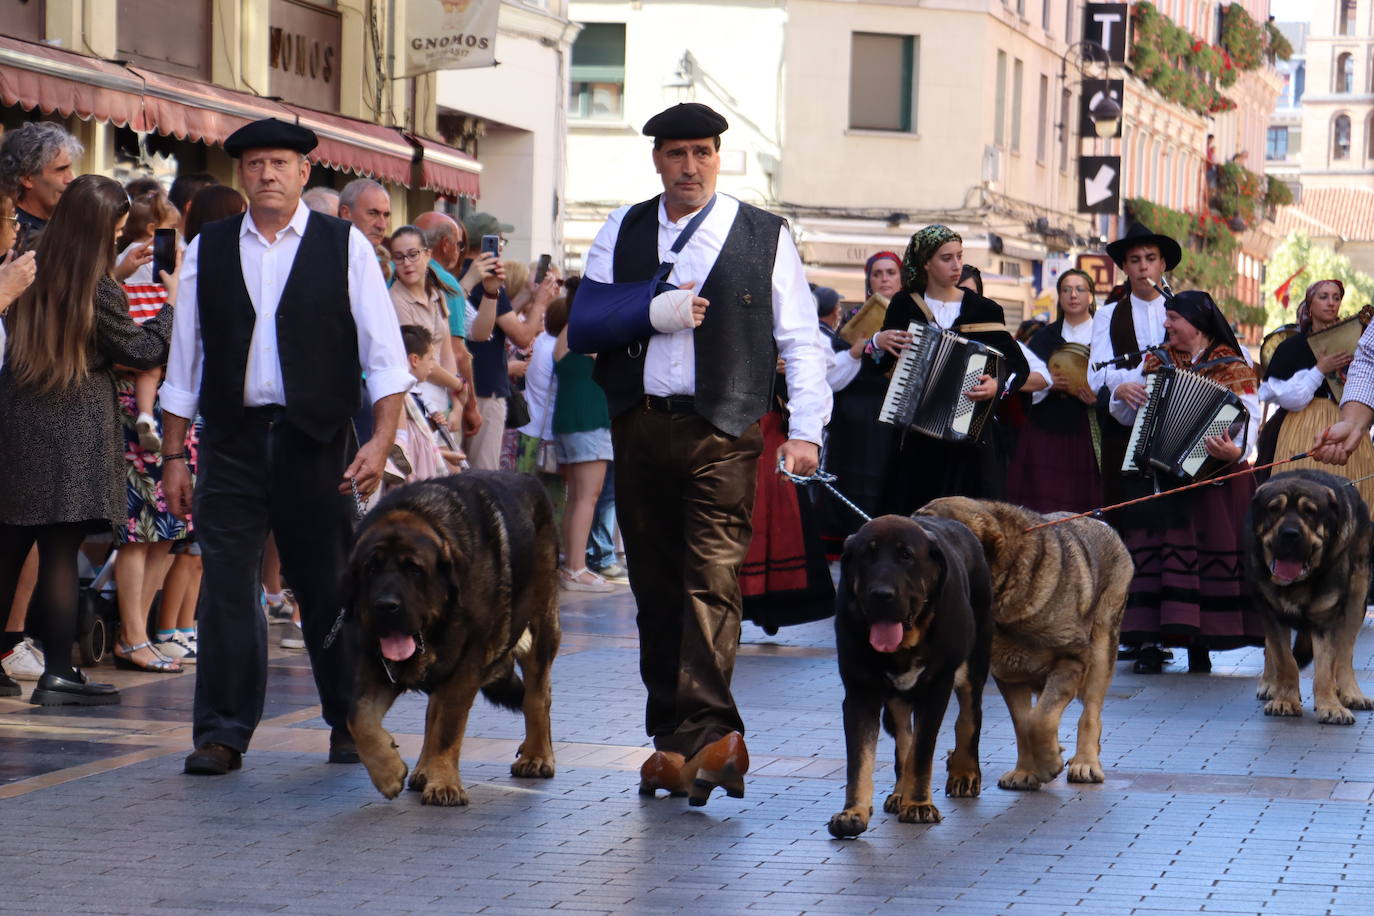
top-left (682, 732), bottom-right (749, 807)
top-left (638, 750), bottom-right (688, 797)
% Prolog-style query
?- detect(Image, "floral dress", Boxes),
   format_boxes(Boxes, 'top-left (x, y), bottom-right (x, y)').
top-left (114, 379), bottom-right (199, 544)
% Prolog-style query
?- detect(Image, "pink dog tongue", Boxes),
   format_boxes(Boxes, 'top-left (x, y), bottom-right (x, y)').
top-left (869, 621), bottom-right (904, 653)
top-left (1271, 559), bottom-right (1305, 583)
top-left (380, 634), bottom-right (417, 662)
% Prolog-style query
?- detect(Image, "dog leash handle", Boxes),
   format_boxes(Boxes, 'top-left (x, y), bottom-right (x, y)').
top-left (776, 456), bottom-right (873, 523)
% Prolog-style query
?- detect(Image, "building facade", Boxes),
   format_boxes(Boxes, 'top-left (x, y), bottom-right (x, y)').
top-left (563, 0), bottom-right (1285, 330)
top-left (1268, 0), bottom-right (1374, 276)
top-left (0, 0), bottom-right (484, 224)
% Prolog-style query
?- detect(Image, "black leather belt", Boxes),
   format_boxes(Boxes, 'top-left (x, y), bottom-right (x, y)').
top-left (643, 394), bottom-right (696, 414)
top-left (245, 405), bottom-right (287, 421)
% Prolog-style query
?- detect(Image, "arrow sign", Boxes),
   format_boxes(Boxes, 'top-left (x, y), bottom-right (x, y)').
top-left (1078, 155), bottom-right (1121, 214)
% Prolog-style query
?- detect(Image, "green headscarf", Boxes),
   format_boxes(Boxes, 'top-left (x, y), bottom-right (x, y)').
top-left (903, 224), bottom-right (962, 294)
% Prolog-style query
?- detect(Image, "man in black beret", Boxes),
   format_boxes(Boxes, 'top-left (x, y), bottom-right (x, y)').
top-left (161, 117), bottom-right (410, 775)
top-left (579, 102), bottom-right (832, 806)
top-left (1087, 221), bottom-right (1184, 507)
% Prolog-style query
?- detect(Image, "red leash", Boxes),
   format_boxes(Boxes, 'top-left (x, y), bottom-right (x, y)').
top-left (1022, 452), bottom-right (1313, 532)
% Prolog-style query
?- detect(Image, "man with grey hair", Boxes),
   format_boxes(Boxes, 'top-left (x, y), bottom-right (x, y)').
top-left (0, 121), bottom-right (83, 245)
top-left (337, 178), bottom-right (390, 248)
top-left (300, 186), bottom-right (340, 215)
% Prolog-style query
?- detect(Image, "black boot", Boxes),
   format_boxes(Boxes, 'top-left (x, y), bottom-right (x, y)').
top-left (1187, 646), bottom-right (1212, 673)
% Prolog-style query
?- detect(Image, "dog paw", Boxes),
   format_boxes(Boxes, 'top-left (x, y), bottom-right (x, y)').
top-left (1256, 682), bottom-right (1276, 701)
top-left (826, 807), bottom-right (872, 838)
top-left (511, 755), bottom-right (556, 779)
top-left (945, 771), bottom-right (982, 798)
top-left (898, 801), bottom-right (942, 824)
top-left (997, 768), bottom-right (1044, 791)
top-left (1340, 692), bottom-right (1374, 711)
top-left (1316, 704), bottom-right (1357, 726)
top-left (1033, 753), bottom-right (1065, 784)
top-left (1263, 698), bottom-right (1303, 717)
top-left (1066, 758), bottom-right (1105, 784)
top-left (368, 754), bottom-right (409, 800)
top-left (420, 780), bottom-right (470, 806)
top-left (882, 792), bottom-right (903, 814)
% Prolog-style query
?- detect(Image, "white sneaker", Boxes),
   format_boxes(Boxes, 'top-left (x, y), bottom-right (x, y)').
top-left (280, 622), bottom-right (305, 649)
top-left (155, 632), bottom-right (197, 664)
top-left (1, 637), bottom-right (44, 681)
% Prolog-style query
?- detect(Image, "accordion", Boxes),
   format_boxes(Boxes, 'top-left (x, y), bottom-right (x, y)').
top-left (1122, 366), bottom-right (1249, 482)
top-left (877, 322), bottom-right (1004, 443)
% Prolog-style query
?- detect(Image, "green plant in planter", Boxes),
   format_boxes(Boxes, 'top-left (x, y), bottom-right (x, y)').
top-left (1265, 175), bottom-right (1294, 208)
top-left (1265, 22), bottom-right (1294, 62)
top-left (1220, 3), bottom-right (1265, 71)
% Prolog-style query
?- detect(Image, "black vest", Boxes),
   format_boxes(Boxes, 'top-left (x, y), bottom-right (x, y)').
top-left (196, 211), bottom-right (360, 443)
top-left (593, 195), bottom-right (781, 437)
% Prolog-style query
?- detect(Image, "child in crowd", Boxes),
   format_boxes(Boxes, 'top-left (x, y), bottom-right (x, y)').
top-left (385, 325), bottom-right (466, 490)
top-left (116, 190), bottom-right (180, 453)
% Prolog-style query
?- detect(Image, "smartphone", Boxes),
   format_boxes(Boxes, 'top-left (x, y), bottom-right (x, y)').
top-left (480, 235), bottom-right (501, 259)
top-left (534, 253), bottom-right (551, 284)
top-left (152, 228), bottom-right (177, 283)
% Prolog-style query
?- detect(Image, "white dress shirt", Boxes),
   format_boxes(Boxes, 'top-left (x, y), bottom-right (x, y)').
top-left (584, 193), bottom-right (832, 444)
top-left (924, 295), bottom-right (963, 329)
top-left (1088, 292), bottom-right (1168, 398)
top-left (1259, 366), bottom-right (1325, 411)
top-left (161, 202), bottom-right (411, 421)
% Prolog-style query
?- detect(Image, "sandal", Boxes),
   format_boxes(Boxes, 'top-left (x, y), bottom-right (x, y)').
top-left (559, 567), bottom-right (615, 593)
top-left (114, 641), bottom-right (183, 673)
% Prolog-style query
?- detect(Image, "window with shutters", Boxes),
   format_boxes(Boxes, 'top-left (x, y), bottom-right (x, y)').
top-left (848, 33), bottom-right (919, 132)
top-left (569, 23), bottom-right (626, 121)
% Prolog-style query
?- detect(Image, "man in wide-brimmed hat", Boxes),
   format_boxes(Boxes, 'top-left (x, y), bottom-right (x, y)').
top-left (1087, 222), bottom-right (1183, 505)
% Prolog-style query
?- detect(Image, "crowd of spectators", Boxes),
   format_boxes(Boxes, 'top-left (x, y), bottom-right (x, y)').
top-left (0, 118), bottom-right (624, 702)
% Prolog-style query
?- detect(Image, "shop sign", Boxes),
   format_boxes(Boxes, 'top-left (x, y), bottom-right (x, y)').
top-left (402, 0), bottom-right (499, 76)
top-left (269, 0), bottom-right (342, 111)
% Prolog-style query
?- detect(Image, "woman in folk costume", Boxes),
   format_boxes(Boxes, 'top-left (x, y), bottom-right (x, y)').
top-left (1256, 279), bottom-right (1374, 503)
top-left (740, 361), bottom-right (836, 634)
top-left (1111, 290), bottom-right (1263, 674)
top-left (873, 225), bottom-right (1028, 514)
top-left (814, 253), bottom-right (903, 557)
top-left (1007, 268), bottom-right (1103, 513)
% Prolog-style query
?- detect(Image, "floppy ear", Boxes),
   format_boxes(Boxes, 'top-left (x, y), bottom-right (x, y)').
top-left (437, 537), bottom-right (466, 609)
top-left (927, 538), bottom-right (948, 601)
top-left (1323, 486), bottom-right (1341, 515)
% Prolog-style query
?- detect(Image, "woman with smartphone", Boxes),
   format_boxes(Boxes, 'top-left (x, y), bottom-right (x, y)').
top-left (0, 175), bottom-right (176, 704)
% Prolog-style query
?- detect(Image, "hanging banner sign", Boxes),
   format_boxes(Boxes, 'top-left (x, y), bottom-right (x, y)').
top-left (403, 0), bottom-right (499, 77)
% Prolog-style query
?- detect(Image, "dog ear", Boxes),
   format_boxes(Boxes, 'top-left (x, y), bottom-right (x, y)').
top-left (928, 538), bottom-right (949, 601)
top-left (1323, 486), bottom-right (1340, 514)
top-left (437, 537), bottom-right (466, 607)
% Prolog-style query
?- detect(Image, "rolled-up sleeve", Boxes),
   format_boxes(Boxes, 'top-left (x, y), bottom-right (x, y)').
top-left (347, 227), bottom-right (412, 404)
top-left (1341, 322), bottom-right (1374, 411)
top-left (773, 227), bottom-right (832, 444)
top-left (159, 237), bottom-right (203, 420)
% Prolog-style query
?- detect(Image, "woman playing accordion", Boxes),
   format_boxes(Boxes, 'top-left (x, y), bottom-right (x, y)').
top-left (1110, 290), bottom-right (1264, 674)
top-left (1256, 279), bottom-right (1374, 505)
top-left (872, 225), bottom-right (1028, 515)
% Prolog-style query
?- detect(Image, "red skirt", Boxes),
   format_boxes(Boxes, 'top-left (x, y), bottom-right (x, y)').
top-left (1119, 471), bottom-right (1263, 650)
top-left (1006, 413), bottom-right (1101, 515)
top-left (740, 411), bottom-right (835, 631)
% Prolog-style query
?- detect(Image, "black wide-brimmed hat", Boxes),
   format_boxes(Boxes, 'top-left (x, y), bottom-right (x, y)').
top-left (1105, 221), bottom-right (1183, 271)
top-left (642, 103), bottom-right (729, 140)
top-left (224, 118), bottom-right (318, 158)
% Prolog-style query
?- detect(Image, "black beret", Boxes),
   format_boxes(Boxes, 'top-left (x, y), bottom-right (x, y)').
top-left (642, 103), bottom-right (729, 140)
top-left (224, 118), bottom-right (318, 158)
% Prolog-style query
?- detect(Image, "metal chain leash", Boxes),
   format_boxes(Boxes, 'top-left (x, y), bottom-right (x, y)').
top-left (776, 456), bottom-right (872, 523)
top-left (324, 478), bottom-right (370, 650)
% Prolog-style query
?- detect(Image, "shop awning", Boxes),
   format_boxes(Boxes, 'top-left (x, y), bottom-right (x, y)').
top-left (0, 34), bottom-right (146, 128)
top-left (0, 34), bottom-right (477, 194)
top-left (407, 134), bottom-right (481, 199)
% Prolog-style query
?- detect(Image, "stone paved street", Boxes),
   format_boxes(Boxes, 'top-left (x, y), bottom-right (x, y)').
top-left (3, 586), bottom-right (1374, 915)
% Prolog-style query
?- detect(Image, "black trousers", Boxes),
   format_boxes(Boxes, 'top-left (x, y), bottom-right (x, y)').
top-left (191, 408), bottom-right (357, 752)
top-left (612, 406), bottom-right (763, 759)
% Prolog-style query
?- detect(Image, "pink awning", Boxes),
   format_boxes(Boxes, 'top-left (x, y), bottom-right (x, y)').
top-left (0, 34), bottom-right (146, 128)
top-left (408, 134), bottom-right (482, 199)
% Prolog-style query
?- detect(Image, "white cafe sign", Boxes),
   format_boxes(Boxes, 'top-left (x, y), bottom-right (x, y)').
top-left (403, 0), bottom-right (499, 77)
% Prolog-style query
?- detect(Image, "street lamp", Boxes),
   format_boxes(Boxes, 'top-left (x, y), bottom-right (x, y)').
top-left (1057, 40), bottom-right (1118, 142)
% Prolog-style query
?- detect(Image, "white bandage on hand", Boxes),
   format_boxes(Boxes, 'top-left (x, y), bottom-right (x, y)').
top-left (648, 288), bottom-right (698, 334)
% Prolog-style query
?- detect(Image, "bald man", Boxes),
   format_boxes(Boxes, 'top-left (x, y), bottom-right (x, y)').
top-left (413, 211), bottom-right (486, 437)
